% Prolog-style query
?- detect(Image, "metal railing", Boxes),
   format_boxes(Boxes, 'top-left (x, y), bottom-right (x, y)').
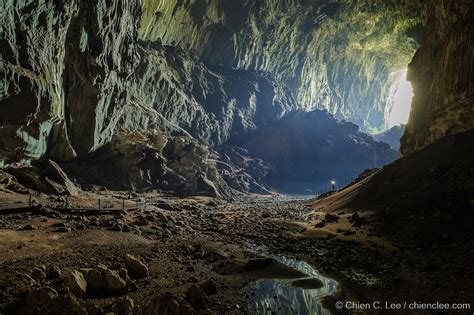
top-left (313, 177), bottom-right (356, 197)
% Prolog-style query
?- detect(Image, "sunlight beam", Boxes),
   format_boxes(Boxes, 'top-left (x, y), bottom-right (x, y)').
top-left (385, 68), bottom-right (414, 129)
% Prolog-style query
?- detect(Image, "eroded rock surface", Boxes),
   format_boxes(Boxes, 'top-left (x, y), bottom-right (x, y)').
top-left (140, 0), bottom-right (426, 130)
top-left (1, 0), bottom-right (472, 196)
top-left (401, 0), bottom-right (474, 154)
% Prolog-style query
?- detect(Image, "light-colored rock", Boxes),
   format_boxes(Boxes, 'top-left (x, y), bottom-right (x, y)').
top-left (125, 254), bottom-right (149, 279)
top-left (100, 267), bottom-right (127, 293)
top-left (64, 271), bottom-right (87, 296)
top-left (117, 268), bottom-right (135, 286)
top-left (31, 267), bottom-right (47, 280)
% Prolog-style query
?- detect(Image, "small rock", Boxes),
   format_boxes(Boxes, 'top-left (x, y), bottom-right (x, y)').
top-left (111, 223), bottom-right (123, 232)
top-left (117, 268), bottom-right (135, 286)
top-left (111, 296), bottom-right (134, 314)
top-left (134, 218), bottom-right (149, 226)
top-left (55, 227), bottom-right (72, 233)
top-left (142, 292), bottom-right (180, 314)
top-left (145, 214), bottom-right (155, 222)
top-left (186, 285), bottom-right (206, 310)
top-left (26, 286), bottom-right (58, 306)
top-left (200, 279), bottom-right (218, 296)
top-left (324, 213), bottom-right (339, 222)
top-left (31, 267), bottom-right (47, 280)
top-left (64, 270), bottom-right (87, 296)
top-left (46, 292), bottom-right (87, 314)
top-left (156, 212), bottom-right (168, 223)
top-left (80, 268), bottom-right (105, 292)
top-left (125, 254), bottom-right (149, 278)
top-left (20, 224), bottom-right (36, 231)
top-left (47, 265), bottom-right (62, 279)
top-left (100, 267), bottom-right (126, 293)
top-left (75, 223), bottom-right (86, 230)
top-left (18, 272), bottom-right (36, 287)
top-left (314, 221), bottom-right (326, 228)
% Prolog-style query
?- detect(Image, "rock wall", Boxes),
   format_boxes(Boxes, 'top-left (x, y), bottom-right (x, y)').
top-left (401, 0), bottom-right (474, 155)
top-left (0, 0), bottom-right (297, 195)
top-left (121, 42), bottom-right (297, 147)
top-left (140, 0), bottom-right (425, 130)
top-left (2, 0), bottom-right (470, 195)
top-left (1, 1), bottom-right (78, 163)
top-left (0, 0), bottom-right (296, 165)
top-left (1, 0), bottom-right (141, 163)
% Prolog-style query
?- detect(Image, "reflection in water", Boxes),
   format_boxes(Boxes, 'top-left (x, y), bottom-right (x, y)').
top-left (245, 257), bottom-right (338, 315)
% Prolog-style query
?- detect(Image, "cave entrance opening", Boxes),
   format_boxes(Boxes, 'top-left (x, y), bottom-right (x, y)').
top-left (384, 68), bottom-right (414, 129)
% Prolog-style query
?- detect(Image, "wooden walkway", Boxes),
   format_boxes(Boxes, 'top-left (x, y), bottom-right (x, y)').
top-left (0, 204), bottom-right (146, 215)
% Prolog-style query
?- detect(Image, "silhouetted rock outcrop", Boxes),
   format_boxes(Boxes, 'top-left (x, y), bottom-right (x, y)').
top-left (401, 0), bottom-right (474, 154)
top-left (235, 110), bottom-right (399, 194)
top-left (373, 125), bottom-right (405, 150)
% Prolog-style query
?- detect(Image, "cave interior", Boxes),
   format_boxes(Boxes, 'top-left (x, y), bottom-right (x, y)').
top-left (0, 0), bottom-right (473, 314)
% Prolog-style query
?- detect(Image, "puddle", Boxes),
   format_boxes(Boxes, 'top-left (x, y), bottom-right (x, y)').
top-left (245, 256), bottom-right (338, 315)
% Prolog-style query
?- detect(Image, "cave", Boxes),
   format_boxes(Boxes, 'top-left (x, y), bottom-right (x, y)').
top-left (0, 0), bottom-right (473, 314)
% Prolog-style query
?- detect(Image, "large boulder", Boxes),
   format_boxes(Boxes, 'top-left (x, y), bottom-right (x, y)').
top-left (5, 160), bottom-right (78, 195)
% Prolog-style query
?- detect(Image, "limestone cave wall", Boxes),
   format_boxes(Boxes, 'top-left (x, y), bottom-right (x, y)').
top-left (140, 0), bottom-right (425, 131)
top-left (0, 0), bottom-right (296, 165)
top-left (401, 0), bottom-right (474, 155)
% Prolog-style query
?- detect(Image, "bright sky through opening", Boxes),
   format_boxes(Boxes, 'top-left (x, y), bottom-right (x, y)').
top-left (386, 68), bottom-right (414, 128)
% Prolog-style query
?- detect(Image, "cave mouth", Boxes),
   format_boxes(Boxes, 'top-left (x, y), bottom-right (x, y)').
top-left (384, 68), bottom-right (414, 129)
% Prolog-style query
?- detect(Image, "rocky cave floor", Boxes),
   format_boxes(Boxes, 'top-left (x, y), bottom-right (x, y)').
top-left (0, 191), bottom-right (473, 314)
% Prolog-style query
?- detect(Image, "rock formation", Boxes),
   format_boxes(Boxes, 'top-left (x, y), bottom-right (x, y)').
top-left (373, 125), bottom-right (405, 151)
top-left (140, 0), bottom-right (426, 130)
top-left (401, 0), bottom-right (474, 154)
top-left (1, 0), bottom-right (409, 195)
top-left (233, 110), bottom-right (398, 194)
top-left (0, 0), bottom-right (296, 165)
top-left (1, 0), bottom-right (471, 196)
top-left (1, 0), bottom-right (141, 163)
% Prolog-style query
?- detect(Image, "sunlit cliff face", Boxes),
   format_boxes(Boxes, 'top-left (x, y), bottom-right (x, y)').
top-left (384, 68), bottom-right (414, 129)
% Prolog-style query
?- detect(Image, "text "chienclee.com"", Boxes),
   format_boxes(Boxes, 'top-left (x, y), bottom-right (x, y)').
top-left (335, 300), bottom-right (471, 311)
